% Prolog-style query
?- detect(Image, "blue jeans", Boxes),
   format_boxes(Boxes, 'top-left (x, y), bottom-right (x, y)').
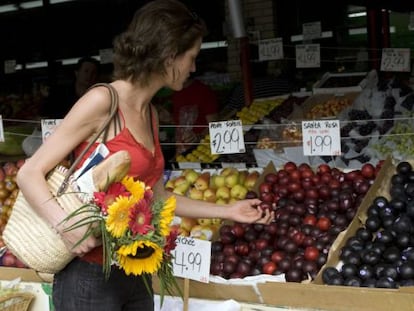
top-left (53, 258), bottom-right (154, 311)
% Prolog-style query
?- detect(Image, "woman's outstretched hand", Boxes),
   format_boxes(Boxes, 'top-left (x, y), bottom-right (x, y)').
top-left (227, 198), bottom-right (274, 224)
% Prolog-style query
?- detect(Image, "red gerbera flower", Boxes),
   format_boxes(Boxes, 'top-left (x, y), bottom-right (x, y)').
top-left (164, 228), bottom-right (179, 256)
top-left (94, 182), bottom-right (129, 214)
top-left (128, 200), bottom-right (154, 236)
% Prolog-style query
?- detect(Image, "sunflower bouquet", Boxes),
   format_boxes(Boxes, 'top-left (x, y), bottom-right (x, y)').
top-left (64, 175), bottom-right (181, 303)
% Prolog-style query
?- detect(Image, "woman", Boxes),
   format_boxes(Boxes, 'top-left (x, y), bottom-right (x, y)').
top-left (16, 1), bottom-right (273, 310)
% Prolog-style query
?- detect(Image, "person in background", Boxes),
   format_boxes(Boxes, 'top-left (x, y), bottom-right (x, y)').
top-left (41, 56), bottom-right (100, 119)
top-left (16, 1), bottom-right (273, 310)
top-left (171, 76), bottom-right (219, 154)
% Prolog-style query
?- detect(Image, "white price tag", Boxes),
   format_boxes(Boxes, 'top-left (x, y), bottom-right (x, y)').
top-left (209, 120), bottom-right (245, 155)
top-left (99, 49), bottom-right (114, 64)
top-left (0, 115), bottom-right (4, 142)
top-left (302, 120), bottom-right (341, 156)
top-left (258, 38), bottom-right (284, 61)
top-left (4, 60), bottom-right (16, 74)
top-left (303, 21), bottom-right (322, 41)
top-left (172, 236), bottom-right (211, 283)
top-left (380, 48), bottom-right (411, 72)
top-left (296, 44), bottom-right (320, 68)
top-left (41, 119), bottom-right (63, 142)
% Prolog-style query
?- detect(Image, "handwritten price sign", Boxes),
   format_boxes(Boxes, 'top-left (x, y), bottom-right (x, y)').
top-left (296, 44), bottom-right (320, 68)
top-left (380, 48), bottom-right (411, 72)
top-left (172, 236), bottom-right (211, 283)
top-left (209, 120), bottom-right (245, 155)
top-left (41, 119), bottom-right (63, 142)
top-left (259, 38), bottom-right (283, 61)
top-left (302, 120), bottom-right (341, 156)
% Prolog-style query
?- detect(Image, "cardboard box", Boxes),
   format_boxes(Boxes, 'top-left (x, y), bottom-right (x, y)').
top-left (153, 158), bottom-right (414, 310)
top-left (5, 159), bottom-right (414, 310)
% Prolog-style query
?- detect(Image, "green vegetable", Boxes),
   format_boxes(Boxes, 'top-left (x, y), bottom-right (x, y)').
top-left (0, 125), bottom-right (35, 156)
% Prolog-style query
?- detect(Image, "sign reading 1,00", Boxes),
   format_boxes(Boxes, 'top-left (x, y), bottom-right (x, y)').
top-left (209, 120), bottom-right (245, 155)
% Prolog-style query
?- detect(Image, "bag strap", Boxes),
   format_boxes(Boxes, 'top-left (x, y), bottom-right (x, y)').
top-left (57, 82), bottom-right (119, 196)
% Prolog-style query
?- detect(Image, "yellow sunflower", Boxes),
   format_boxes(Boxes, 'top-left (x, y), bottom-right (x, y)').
top-left (105, 196), bottom-right (132, 238)
top-left (122, 176), bottom-right (145, 203)
top-left (117, 240), bottom-right (163, 275)
top-left (159, 196), bottom-right (176, 236)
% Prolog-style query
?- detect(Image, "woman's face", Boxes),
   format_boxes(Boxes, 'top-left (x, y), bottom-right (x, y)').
top-left (166, 37), bottom-right (202, 91)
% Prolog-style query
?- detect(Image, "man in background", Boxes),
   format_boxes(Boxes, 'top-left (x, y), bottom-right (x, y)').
top-left (41, 56), bottom-right (100, 119)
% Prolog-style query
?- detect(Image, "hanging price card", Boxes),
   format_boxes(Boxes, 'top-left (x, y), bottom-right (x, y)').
top-left (0, 115), bottom-right (4, 142)
top-left (209, 120), bottom-right (245, 155)
top-left (259, 38), bottom-right (283, 61)
top-left (303, 21), bottom-right (322, 41)
top-left (296, 44), bottom-right (320, 68)
top-left (380, 48), bottom-right (411, 72)
top-left (302, 120), bottom-right (341, 156)
top-left (4, 60), bottom-right (16, 74)
top-left (172, 236), bottom-right (211, 283)
top-left (41, 119), bottom-right (63, 142)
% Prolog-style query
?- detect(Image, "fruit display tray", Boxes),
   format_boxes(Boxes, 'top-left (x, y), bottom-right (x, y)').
top-left (313, 72), bottom-right (367, 95)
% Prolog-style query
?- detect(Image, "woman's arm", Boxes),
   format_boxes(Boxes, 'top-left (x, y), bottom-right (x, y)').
top-left (16, 86), bottom-right (113, 255)
top-left (153, 178), bottom-right (273, 224)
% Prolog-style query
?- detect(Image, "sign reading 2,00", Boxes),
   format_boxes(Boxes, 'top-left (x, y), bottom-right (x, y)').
top-left (209, 120), bottom-right (245, 155)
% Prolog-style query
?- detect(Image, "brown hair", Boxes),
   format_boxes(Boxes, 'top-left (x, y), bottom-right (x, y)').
top-left (112, 0), bottom-right (207, 86)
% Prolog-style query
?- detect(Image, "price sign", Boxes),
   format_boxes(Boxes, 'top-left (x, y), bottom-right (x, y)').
top-left (172, 236), bottom-right (211, 283)
top-left (4, 60), bottom-right (16, 74)
top-left (302, 120), bottom-right (341, 156)
top-left (296, 44), bottom-right (320, 68)
top-left (99, 49), bottom-right (114, 64)
top-left (41, 119), bottom-right (63, 142)
top-left (0, 115), bottom-right (4, 142)
top-left (209, 120), bottom-right (245, 155)
top-left (303, 21), bottom-right (322, 41)
top-left (409, 12), bottom-right (414, 30)
top-left (258, 38), bottom-right (283, 61)
top-left (380, 48), bottom-right (411, 72)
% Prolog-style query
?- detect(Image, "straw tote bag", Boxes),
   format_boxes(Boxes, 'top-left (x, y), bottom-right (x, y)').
top-left (3, 83), bottom-right (126, 274)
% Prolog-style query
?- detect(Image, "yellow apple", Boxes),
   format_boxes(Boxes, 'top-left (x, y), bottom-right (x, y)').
top-left (164, 179), bottom-right (175, 191)
top-left (212, 175), bottom-right (225, 188)
top-left (197, 218), bottom-right (212, 226)
top-left (230, 184), bottom-right (248, 200)
top-left (224, 172), bottom-right (240, 188)
top-left (238, 170), bottom-right (248, 186)
top-left (194, 172), bottom-right (210, 191)
top-left (203, 187), bottom-right (217, 202)
top-left (183, 169), bottom-right (200, 184)
top-left (244, 170), bottom-right (260, 190)
top-left (190, 225), bottom-right (214, 241)
top-left (188, 186), bottom-right (204, 200)
top-left (215, 198), bottom-right (228, 205)
top-left (216, 185), bottom-right (230, 200)
top-left (173, 177), bottom-right (191, 195)
top-left (179, 216), bottom-right (198, 232)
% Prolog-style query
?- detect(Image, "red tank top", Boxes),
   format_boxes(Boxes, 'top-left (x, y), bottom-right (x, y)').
top-left (74, 105), bottom-right (165, 264)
